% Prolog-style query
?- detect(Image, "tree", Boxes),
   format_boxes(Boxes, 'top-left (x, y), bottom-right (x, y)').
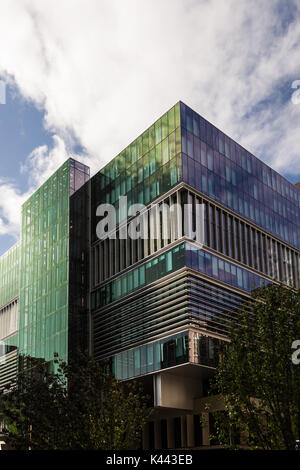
top-left (211, 284), bottom-right (300, 450)
top-left (0, 352), bottom-right (151, 450)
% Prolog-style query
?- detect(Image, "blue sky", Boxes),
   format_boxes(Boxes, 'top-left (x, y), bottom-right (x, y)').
top-left (0, 84), bottom-right (51, 191)
top-left (0, 84), bottom-right (53, 254)
top-left (0, 0), bottom-right (300, 256)
top-left (0, 82), bottom-right (83, 254)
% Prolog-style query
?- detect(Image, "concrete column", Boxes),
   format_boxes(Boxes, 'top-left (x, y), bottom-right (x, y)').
top-left (180, 416), bottom-right (187, 448)
top-left (201, 412), bottom-right (210, 446)
top-left (149, 208), bottom-right (155, 254)
top-left (156, 205), bottom-right (161, 251)
top-left (143, 212), bottom-right (149, 258)
top-left (186, 414), bottom-right (194, 448)
top-left (154, 420), bottom-right (162, 449)
top-left (170, 196), bottom-right (175, 243)
top-left (167, 418), bottom-right (175, 449)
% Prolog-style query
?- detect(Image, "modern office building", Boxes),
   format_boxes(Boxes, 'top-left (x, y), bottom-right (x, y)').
top-left (1, 101), bottom-right (300, 448)
top-left (0, 159), bottom-right (90, 388)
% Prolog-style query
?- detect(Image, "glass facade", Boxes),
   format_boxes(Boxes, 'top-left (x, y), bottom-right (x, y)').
top-left (93, 273), bottom-right (189, 361)
top-left (112, 331), bottom-right (189, 380)
top-left (1, 333), bottom-right (18, 350)
top-left (186, 243), bottom-right (270, 292)
top-left (91, 103), bottom-right (181, 242)
top-left (0, 243), bottom-right (20, 370)
top-left (69, 180), bottom-right (90, 360)
top-left (89, 95), bottom-right (300, 377)
top-left (1, 99), bottom-right (300, 391)
top-left (180, 102), bottom-right (300, 249)
top-left (70, 158), bottom-right (90, 195)
top-left (17, 158), bottom-right (90, 367)
top-left (91, 240), bottom-right (269, 314)
top-left (192, 333), bottom-right (224, 369)
top-left (18, 161), bottom-right (71, 365)
top-left (0, 158), bottom-right (90, 389)
top-left (91, 242), bottom-right (186, 310)
top-left (91, 237), bottom-right (268, 365)
top-left (187, 274), bottom-right (253, 338)
top-left (112, 330), bottom-right (230, 380)
top-left (0, 242), bottom-right (20, 307)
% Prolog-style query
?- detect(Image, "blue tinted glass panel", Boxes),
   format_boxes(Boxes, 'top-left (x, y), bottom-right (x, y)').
top-left (180, 102), bottom-right (300, 249)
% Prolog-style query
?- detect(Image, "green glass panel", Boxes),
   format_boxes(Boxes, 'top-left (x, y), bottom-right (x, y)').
top-left (155, 119), bottom-right (162, 144)
top-left (137, 136), bottom-right (142, 160)
top-left (131, 141), bottom-right (137, 164)
top-left (168, 107), bottom-right (175, 133)
top-left (169, 131), bottom-right (176, 160)
top-left (149, 125), bottom-right (155, 149)
top-left (175, 102), bottom-right (181, 128)
top-left (18, 160), bottom-right (71, 364)
top-left (162, 113), bottom-right (168, 140)
top-left (142, 130), bottom-right (149, 154)
top-left (0, 243), bottom-right (20, 308)
top-left (156, 143), bottom-right (162, 167)
top-left (162, 138), bottom-right (169, 165)
top-left (112, 331), bottom-right (189, 380)
top-left (91, 242), bottom-right (185, 309)
top-left (91, 102), bottom-right (183, 237)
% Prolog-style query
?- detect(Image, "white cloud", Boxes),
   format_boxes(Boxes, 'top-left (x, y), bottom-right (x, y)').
top-left (0, 0), bottom-right (300, 244)
top-left (0, 135), bottom-right (84, 242)
top-left (0, 179), bottom-right (30, 238)
top-left (20, 134), bottom-right (82, 187)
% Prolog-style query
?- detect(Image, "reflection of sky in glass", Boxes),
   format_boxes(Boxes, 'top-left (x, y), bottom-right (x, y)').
top-left (181, 102), bottom-right (300, 250)
top-left (186, 243), bottom-right (270, 293)
top-left (70, 159), bottom-right (90, 195)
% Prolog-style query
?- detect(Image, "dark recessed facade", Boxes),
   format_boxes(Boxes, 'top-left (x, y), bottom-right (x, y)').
top-left (1, 101), bottom-right (300, 448)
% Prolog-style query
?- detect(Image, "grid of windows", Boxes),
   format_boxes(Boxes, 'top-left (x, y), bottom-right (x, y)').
top-left (1, 332), bottom-right (18, 351)
top-left (69, 181), bottom-right (90, 360)
top-left (18, 161), bottom-right (71, 364)
top-left (0, 299), bottom-right (18, 341)
top-left (91, 185), bottom-right (300, 292)
top-left (0, 349), bottom-right (18, 391)
top-left (93, 269), bottom-right (254, 363)
top-left (112, 331), bottom-right (189, 380)
top-left (0, 242), bottom-right (20, 308)
top-left (91, 243), bottom-right (186, 310)
top-left (187, 274), bottom-right (253, 337)
top-left (69, 158), bottom-right (90, 195)
top-left (182, 189), bottom-right (300, 289)
top-left (2, 99), bottom-right (300, 389)
top-left (91, 103), bottom-right (181, 241)
top-left (92, 238), bottom-right (265, 364)
top-left (91, 238), bottom-right (269, 318)
top-left (186, 243), bottom-right (270, 292)
top-left (93, 273), bottom-right (189, 360)
top-left (91, 190), bottom-right (187, 286)
top-left (190, 332), bottom-right (224, 369)
top-left (112, 331), bottom-right (226, 380)
top-left (0, 243), bottom-right (20, 367)
top-left (204, 202), bottom-right (299, 288)
top-left (180, 102), bottom-right (300, 249)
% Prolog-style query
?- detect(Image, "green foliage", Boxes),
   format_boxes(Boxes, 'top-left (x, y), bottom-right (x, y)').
top-left (0, 352), bottom-right (151, 450)
top-left (211, 284), bottom-right (300, 450)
